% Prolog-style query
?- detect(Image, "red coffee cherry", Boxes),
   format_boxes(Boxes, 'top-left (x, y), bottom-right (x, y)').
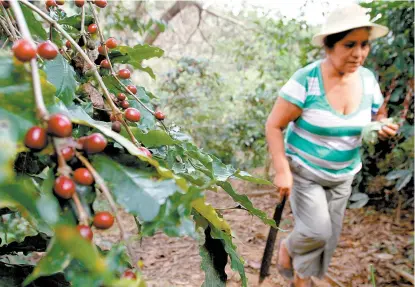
top-left (117, 93), bottom-right (126, 101)
top-left (94, 0), bottom-right (107, 8)
top-left (126, 85), bottom-right (137, 94)
top-left (154, 111), bottom-right (165, 120)
top-left (77, 225), bottom-right (93, 241)
top-left (87, 23), bottom-right (98, 34)
top-left (98, 45), bottom-right (107, 55)
top-left (24, 126), bottom-right (48, 151)
top-left (61, 146), bottom-right (75, 161)
top-left (118, 69), bottom-right (130, 79)
top-left (93, 211), bottom-right (114, 229)
top-left (54, 176), bottom-right (75, 199)
top-left (12, 39), bottom-right (37, 62)
top-left (45, 0), bottom-right (57, 8)
top-left (73, 168), bottom-right (94, 185)
top-left (74, 0), bottom-right (84, 7)
top-left (37, 40), bottom-right (58, 60)
top-left (83, 133), bottom-right (107, 153)
top-left (47, 114), bottom-right (72, 137)
top-left (120, 100), bottom-right (130, 109)
top-left (100, 59), bottom-right (110, 69)
top-left (105, 37), bottom-right (117, 49)
top-left (122, 270), bottom-right (137, 280)
top-left (124, 108), bottom-right (140, 122)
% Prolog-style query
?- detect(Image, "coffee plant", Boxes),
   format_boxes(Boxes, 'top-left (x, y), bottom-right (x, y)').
top-left (0, 1), bottom-right (275, 286)
top-left (350, 1), bottom-right (414, 210)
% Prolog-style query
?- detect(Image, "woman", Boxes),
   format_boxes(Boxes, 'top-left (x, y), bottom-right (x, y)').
top-left (265, 4), bottom-right (399, 287)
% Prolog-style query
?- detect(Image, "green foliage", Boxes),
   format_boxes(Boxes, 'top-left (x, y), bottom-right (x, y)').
top-left (352, 0), bottom-right (414, 209)
top-left (20, 4), bottom-right (47, 41)
top-left (44, 54), bottom-right (78, 106)
top-left (0, 3), bottom-right (275, 286)
top-left (111, 44), bottom-right (164, 79)
top-left (157, 18), bottom-right (313, 168)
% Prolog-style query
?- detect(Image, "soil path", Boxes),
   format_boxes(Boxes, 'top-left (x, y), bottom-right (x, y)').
top-left (97, 180), bottom-right (414, 287)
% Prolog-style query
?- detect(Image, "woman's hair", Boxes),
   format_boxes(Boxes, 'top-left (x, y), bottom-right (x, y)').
top-left (323, 27), bottom-right (372, 49)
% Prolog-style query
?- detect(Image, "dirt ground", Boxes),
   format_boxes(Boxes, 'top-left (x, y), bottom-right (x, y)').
top-left (96, 179), bottom-right (414, 287)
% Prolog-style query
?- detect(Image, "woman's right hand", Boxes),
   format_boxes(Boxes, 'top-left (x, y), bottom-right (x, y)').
top-left (273, 167), bottom-right (293, 198)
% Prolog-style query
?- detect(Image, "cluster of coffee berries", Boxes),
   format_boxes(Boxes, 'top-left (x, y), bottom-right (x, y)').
top-left (23, 114), bottom-right (113, 240)
top-left (76, 211), bottom-right (115, 241)
top-left (12, 39), bottom-right (59, 62)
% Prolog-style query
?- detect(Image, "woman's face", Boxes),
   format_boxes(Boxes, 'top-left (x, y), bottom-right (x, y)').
top-left (326, 28), bottom-right (371, 74)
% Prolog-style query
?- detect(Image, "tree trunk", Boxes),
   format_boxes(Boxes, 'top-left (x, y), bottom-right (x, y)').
top-left (144, 1), bottom-right (200, 44)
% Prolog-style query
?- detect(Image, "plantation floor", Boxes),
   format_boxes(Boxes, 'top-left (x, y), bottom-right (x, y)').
top-left (97, 178), bottom-right (414, 287)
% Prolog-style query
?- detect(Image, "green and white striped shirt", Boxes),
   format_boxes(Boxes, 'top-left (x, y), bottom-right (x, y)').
top-left (281, 60), bottom-right (384, 181)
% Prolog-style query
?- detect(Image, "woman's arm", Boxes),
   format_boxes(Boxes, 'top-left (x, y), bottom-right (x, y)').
top-left (265, 97), bottom-right (302, 197)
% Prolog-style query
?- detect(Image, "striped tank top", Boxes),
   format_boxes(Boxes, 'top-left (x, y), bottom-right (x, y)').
top-left (280, 60), bottom-right (384, 181)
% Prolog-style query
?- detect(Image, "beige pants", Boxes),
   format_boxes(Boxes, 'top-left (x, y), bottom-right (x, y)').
top-left (285, 158), bottom-right (354, 279)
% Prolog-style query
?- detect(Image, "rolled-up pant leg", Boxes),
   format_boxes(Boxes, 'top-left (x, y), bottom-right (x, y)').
top-left (284, 171), bottom-right (333, 279)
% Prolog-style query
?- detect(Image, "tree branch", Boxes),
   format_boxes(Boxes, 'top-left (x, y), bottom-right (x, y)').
top-left (0, 18), bottom-right (13, 41)
top-left (185, 5), bottom-right (202, 45)
top-left (80, 5), bottom-right (87, 51)
top-left (143, 1), bottom-right (253, 45)
top-left (1, 4), bottom-right (17, 41)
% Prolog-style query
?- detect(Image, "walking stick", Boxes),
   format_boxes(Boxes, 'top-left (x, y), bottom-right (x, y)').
top-left (259, 193), bottom-right (287, 283)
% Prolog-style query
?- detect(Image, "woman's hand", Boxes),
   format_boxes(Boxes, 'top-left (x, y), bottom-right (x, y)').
top-left (273, 167), bottom-right (293, 198)
top-left (378, 123), bottom-right (400, 140)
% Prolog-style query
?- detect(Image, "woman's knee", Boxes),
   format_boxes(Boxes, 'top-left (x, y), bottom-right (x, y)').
top-left (311, 228), bottom-right (332, 245)
top-left (304, 221), bottom-right (332, 246)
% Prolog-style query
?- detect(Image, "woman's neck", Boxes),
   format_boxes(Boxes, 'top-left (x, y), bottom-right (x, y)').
top-left (322, 58), bottom-right (356, 82)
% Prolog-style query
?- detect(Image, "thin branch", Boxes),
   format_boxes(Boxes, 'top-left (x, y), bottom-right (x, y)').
top-left (198, 26), bottom-right (215, 58)
top-left (87, 2), bottom-right (115, 72)
top-left (75, 151), bottom-right (139, 269)
top-left (53, 138), bottom-right (89, 225)
top-left (21, 0), bottom-right (140, 146)
top-left (80, 5), bottom-right (87, 51)
top-left (10, 1), bottom-right (48, 121)
top-left (0, 19), bottom-right (13, 41)
top-left (185, 5), bottom-right (202, 45)
top-left (87, 2), bottom-right (155, 117)
top-left (113, 76), bottom-right (154, 115)
top-left (87, 1), bottom-right (163, 135)
top-left (71, 193), bottom-right (89, 225)
top-left (1, 4), bottom-right (17, 41)
top-left (1, 37), bottom-right (9, 48)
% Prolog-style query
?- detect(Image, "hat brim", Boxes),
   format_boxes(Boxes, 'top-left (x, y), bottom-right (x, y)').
top-left (311, 23), bottom-right (389, 47)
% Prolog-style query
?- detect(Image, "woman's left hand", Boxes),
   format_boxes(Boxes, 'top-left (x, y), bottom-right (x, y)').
top-left (378, 123), bottom-right (400, 140)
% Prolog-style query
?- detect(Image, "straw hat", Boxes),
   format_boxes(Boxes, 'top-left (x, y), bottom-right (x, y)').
top-left (312, 3), bottom-right (389, 46)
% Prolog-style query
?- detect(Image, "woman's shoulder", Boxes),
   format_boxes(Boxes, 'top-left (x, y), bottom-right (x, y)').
top-left (291, 60), bottom-right (322, 80)
top-left (359, 66), bottom-right (378, 80)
